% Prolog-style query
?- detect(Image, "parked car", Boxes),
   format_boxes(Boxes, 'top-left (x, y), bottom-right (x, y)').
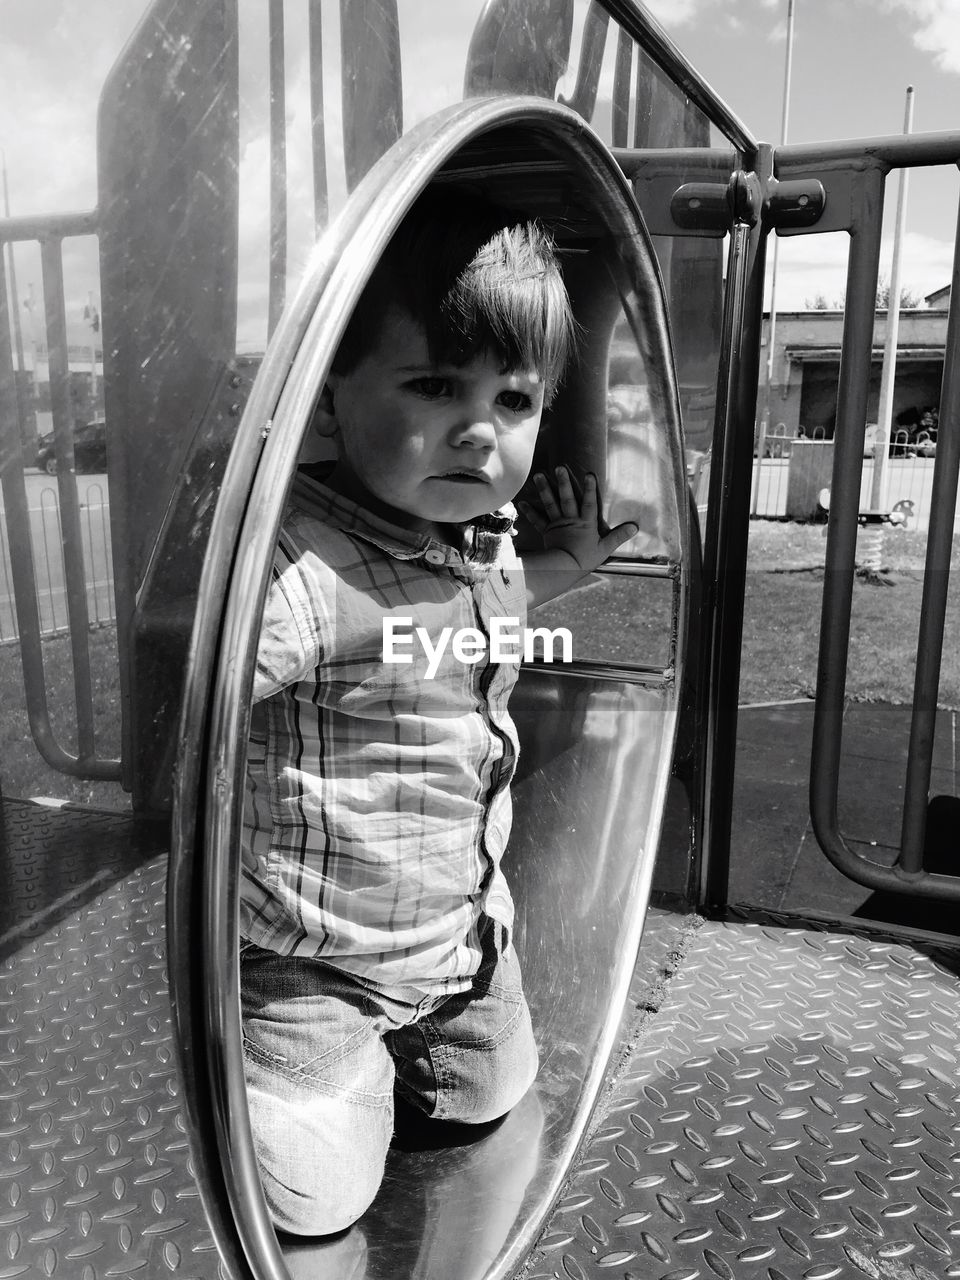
top-left (35, 417), bottom-right (107, 475)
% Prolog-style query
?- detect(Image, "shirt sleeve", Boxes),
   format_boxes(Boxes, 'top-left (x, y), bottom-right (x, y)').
top-left (253, 540), bottom-right (324, 702)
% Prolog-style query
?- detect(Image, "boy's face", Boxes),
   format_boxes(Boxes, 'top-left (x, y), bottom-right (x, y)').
top-left (323, 307), bottom-right (545, 533)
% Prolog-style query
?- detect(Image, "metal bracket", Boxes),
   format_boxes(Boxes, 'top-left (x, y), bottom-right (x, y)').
top-left (670, 169), bottom-right (765, 234)
top-left (763, 176), bottom-right (826, 230)
top-left (665, 170), bottom-right (824, 237)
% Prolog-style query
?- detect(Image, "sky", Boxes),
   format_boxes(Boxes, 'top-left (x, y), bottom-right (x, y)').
top-left (2, 0), bottom-right (959, 354)
top-left (646, 0), bottom-right (960, 308)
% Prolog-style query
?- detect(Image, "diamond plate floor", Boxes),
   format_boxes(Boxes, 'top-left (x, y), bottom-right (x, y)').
top-left (526, 915), bottom-right (960, 1280)
top-left (0, 800), bottom-right (223, 1280)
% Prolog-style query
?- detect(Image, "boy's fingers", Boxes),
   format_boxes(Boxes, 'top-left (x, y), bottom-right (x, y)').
top-left (601, 521), bottom-right (639, 555)
top-left (533, 471), bottom-right (561, 519)
top-left (579, 472), bottom-right (600, 516)
top-left (516, 498), bottom-right (546, 532)
top-left (552, 465), bottom-right (580, 517)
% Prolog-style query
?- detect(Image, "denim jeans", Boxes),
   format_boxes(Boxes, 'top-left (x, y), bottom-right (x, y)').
top-left (240, 920), bottom-right (539, 1236)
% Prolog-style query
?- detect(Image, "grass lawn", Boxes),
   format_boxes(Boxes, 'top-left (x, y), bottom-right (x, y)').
top-left (740, 522), bottom-right (960, 707)
top-left (1, 521), bottom-right (957, 804)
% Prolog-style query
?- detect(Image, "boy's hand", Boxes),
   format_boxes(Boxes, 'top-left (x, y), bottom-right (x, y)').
top-left (517, 465), bottom-right (638, 575)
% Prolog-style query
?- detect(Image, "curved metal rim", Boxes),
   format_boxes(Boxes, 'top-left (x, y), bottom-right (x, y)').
top-left (174, 92), bottom-right (689, 1280)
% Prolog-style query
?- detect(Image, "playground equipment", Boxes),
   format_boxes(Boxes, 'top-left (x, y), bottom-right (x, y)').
top-left (2, 3), bottom-right (959, 1277)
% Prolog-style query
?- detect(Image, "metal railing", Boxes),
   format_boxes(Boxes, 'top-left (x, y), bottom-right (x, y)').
top-left (0, 215), bottom-right (120, 780)
top-left (750, 426), bottom-right (950, 526)
top-left (0, 483), bottom-right (115, 643)
top-left (792, 133), bottom-right (960, 901)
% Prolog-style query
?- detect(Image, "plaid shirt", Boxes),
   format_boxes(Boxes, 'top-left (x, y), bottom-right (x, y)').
top-left (240, 471), bottom-right (526, 994)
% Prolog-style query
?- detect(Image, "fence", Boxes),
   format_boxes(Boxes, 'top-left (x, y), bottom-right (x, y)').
top-left (0, 479), bottom-right (116, 643)
top-left (750, 424), bottom-right (950, 529)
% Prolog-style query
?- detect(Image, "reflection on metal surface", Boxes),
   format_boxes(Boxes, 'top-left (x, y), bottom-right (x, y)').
top-left (466, 0), bottom-right (573, 98)
top-left (529, 912), bottom-right (960, 1280)
top-left (274, 673), bottom-right (679, 1279)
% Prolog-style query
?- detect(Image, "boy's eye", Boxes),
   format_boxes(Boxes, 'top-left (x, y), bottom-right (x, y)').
top-left (498, 389), bottom-right (535, 413)
top-left (406, 377), bottom-right (449, 399)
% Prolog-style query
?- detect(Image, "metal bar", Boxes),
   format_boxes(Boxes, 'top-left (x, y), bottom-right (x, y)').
top-left (899, 200), bottom-right (960, 871)
top-left (268, 0), bottom-right (287, 338)
top-left (870, 89), bottom-right (915, 511)
top-left (611, 28), bottom-right (632, 149)
top-left (805, 171), bottom-right (960, 901)
top-left (308, 0), bottom-right (327, 234)
top-left (0, 244), bottom-right (118, 779)
top-left (558, 1), bottom-right (609, 121)
top-left (778, 129), bottom-right (960, 172)
top-left (599, 0), bottom-right (757, 155)
top-left (698, 166), bottom-right (769, 912)
top-left (810, 180), bottom-right (885, 858)
top-left (595, 559), bottom-right (679, 579)
top-left (520, 660), bottom-right (672, 686)
top-left (814, 180), bottom-right (885, 778)
top-left (40, 238), bottom-right (100, 769)
top-left (0, 210), bottom-right (98, 242)
top-left (613, 147), bottom-right (738, 177)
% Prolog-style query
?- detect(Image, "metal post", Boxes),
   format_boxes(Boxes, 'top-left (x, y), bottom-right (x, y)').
top-left (1, 148), bottom-right (30, 446)
top-left (268, 0), bottom-right (287, 339)
top-left (765, 0), bottom-right (795, 398)
top-left (870, 86), bottom-right (914, 512)
top-left (754, 0), bottom-right (795, 513)
top-left (308, 0), bottom-right (328, 235)
top-left (899, 197), bottom-right (960, 873)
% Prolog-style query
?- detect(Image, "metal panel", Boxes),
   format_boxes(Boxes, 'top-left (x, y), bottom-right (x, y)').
top-left (0, 801), bottom-right (221, 1279)
top-left (97, 0), bottom-right (239, 804)
top-left (465, 0), bottom-right (574, 98)
top-left (529, 912), bottom-right (960, 1279)
top-left (340, 0), bottom-right (402, 190)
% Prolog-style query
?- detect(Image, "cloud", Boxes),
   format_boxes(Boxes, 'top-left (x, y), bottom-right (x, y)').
top-left (879, 0), bottom-right (960, 74)
top-left (642, 0), bottom-right (705, 22)
top-left (769, 229), bottom-right (955, 310)
top-left (643, 0), bottom-right (783, 28)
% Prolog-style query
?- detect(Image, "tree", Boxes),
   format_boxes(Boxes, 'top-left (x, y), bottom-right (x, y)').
top-left (805, 292), bottom-right (841, 310)
top-left (803, 276), bottom-right (925, 312)
top-left (875, 274), bottom-right (924, 309)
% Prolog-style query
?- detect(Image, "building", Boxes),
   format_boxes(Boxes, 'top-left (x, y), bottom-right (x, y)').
top-left (759, 286), bottom-right (949, 442)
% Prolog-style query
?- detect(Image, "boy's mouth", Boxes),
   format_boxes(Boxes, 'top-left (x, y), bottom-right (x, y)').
top-left (434, 470), bottom-right (489, 484)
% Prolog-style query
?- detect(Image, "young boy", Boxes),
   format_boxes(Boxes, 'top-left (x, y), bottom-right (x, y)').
top-left (240, 189), bottom-right (637, 1236)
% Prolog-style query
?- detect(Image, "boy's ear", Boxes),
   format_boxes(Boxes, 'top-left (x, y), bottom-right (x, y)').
top-left (297, 380), bottom-right (340, 464)
top-left (311, 379), bottom-right (340, 438)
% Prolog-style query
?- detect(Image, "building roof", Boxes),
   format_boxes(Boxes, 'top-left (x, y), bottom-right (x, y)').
top-left (925, 284), bottom-right (951, 307)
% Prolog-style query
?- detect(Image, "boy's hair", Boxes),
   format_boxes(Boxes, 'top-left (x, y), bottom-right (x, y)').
top-left (332, 188), bottom-right (575, 403)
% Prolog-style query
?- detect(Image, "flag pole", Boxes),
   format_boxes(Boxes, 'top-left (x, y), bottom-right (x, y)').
top-left (870, 85), bottom-right (915, 513)
top-left (754, 0), bottom-right (795, 514)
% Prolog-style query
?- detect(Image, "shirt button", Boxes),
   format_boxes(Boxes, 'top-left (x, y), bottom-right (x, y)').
top-left (424, 549), bottom-right (445, 565)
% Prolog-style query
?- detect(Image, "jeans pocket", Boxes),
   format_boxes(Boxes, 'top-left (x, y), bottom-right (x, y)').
top-left (241, 953), bottom-right (382, 1085)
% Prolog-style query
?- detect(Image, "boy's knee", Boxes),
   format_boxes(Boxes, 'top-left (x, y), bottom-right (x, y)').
top-left (260, 1159), bottom-right (381, 1236)
top-left (440, 1018), bottom-right (540, 1125)
top-left (245, 1073), bottom-right (393, 1235)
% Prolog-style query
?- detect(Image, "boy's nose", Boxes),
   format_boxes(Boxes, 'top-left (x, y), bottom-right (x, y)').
top-left (450, 411), bottom-right (497, 449)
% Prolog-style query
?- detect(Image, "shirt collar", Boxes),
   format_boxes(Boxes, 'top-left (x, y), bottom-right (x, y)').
top-left (291, 466), bottom-right (515, 567)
